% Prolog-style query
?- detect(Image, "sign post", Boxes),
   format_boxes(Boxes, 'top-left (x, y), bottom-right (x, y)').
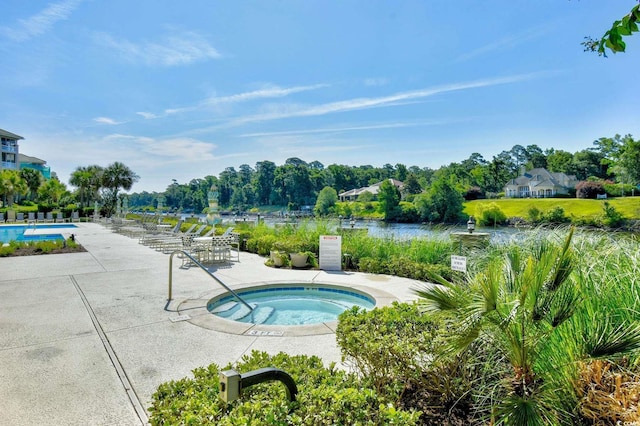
top-left (319, 235), bottom-right (342, 271)
top-left (451, 255), bottom-right (467, 273)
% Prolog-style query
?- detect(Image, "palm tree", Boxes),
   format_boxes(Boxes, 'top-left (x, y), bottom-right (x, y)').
top-left (415, 228), bottom-right (640, 424)
top-left (37, 178), bottom-right (68, 207)
top-left (69, 165), bottom-right (103, 208)
top-left (100, 162), bottom-right (139, 215)
top-left (20, 168), bottom-right (43, 201)
top-left (0, 169), bottom-right (28, 207)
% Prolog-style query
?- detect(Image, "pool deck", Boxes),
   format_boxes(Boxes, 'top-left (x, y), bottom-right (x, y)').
top-left (0, 222), bottom-right (423, 425)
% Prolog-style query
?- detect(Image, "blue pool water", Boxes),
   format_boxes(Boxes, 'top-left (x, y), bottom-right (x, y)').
top-left (207, 285), bottom-right (375, 325)
top-left (0, 224), bottom-right (77, 243)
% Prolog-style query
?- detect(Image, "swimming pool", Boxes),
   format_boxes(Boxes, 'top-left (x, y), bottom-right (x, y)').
top-left (0, 224), bottom-right (77, 243)
top-left (207, 284), bottom-right (376, 325)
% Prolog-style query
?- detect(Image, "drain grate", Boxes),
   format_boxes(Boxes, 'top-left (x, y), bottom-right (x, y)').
top-left (245, 330), bottom-right (284, 336)
top-left (169, 314), bottom-right (191, 322)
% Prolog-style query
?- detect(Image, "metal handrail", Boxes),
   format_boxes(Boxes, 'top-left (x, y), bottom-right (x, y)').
top-left (167, 250), bottom-right (254, 312)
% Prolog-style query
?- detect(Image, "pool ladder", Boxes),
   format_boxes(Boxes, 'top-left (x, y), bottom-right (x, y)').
top-left (167, 249), bottom-right (253, 312)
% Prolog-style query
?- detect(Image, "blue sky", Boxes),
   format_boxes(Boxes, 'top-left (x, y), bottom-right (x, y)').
top-left (2, 1), bottom-right (638, 193)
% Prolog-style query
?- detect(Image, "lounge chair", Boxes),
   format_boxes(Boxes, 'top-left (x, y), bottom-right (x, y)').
top-left (141, 221), bottom-right (190, 248)
top-left (156, 224), bottom-right (207, 254)
top-left (17, 212), bottom-right (25, 222)
top-left (0, 212), bottom-right (4, 223)
top-left (28, 212), bottom-right (36, 222)
top-left (45, 212), bottom-right (54, 223)
top-left (6, 210), bottom-right (16, 223)
top-left (55, 212), bottom-right (65, 223)
top-left (37, 212), bottom-right (45, 222)
top-left (228, 232), bottom-right (241, 262)
top-left (71, 211), bottom-right (80, 222)
top-left (177, 230), bottom-right (221, 265)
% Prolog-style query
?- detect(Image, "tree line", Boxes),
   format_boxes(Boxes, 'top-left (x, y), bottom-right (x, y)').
top-left (2, 134), bottom-right (638, 222)
top-left (127, 134), bottom-right (640, 221)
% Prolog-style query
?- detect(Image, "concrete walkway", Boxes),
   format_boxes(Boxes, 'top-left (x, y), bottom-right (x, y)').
top-left (0, 223), bottom-right (422, 425)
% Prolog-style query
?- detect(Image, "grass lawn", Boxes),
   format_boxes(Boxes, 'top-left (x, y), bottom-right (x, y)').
top-left (464, 197), bottom-right (640, 220)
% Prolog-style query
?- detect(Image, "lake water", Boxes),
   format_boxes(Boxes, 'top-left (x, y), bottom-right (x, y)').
top-left (183, 213), bottom-right (522, 243)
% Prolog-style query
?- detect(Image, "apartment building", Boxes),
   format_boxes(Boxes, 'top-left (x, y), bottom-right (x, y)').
top-left (0, 128), bottom-right (23, 172)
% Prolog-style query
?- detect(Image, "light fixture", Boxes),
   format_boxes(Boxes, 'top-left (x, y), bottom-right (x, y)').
top-left (467, 216), bottom-right (476, 234)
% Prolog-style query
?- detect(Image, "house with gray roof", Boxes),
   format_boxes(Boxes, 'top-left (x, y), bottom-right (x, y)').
top-left (339, 178), bottom-right (404, 202)
top-left (504, 168), bottom-right (578, 198)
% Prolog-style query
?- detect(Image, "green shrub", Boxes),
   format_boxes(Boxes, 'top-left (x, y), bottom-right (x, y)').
top-left (337, 303), bottom-right (439, 395)
top-left (475, 202), bottom-right (507, 226)
top-left (357, 256), bottom-right (453, 282)
top-left (397, 201), bottom-right (419, 223)
top-left (0, 244), bottom-right (17, 256)
top-left (527, 206), bottom-right (543, 223)
top-left (543, 206), bottom-right (570, 224)
top-left (603, 182), bottom-right (635, 197)
top-left (245, 234), bottom-right (277, 255)
top-left (600, 201), bottom-right (626, 228)
top-left (337, 303), bottom-right (492, 423)
top-left (33, 240), bottom-right (60, 253)
top-left (149, 350), bottom-right (419, 425)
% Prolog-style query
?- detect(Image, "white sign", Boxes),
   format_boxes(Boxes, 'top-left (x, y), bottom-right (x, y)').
top-left (451, 255), bottom-right (467, 273)
top-left (319, 235), bottom-right (342, 271)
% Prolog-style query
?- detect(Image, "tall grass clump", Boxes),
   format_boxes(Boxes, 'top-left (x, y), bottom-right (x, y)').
top-left (415, 227), bottom-right (640, 424)
top-left (242, 219), bottom-right (456, 279)
top-left (556, 231), bottom-right (640, 423)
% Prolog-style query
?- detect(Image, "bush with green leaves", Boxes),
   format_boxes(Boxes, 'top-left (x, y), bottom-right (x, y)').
top-left (603, 182), bottom-right (636, 197)
top-left (149, 350), bottom-right (420, 425)
top-left (245, 234), bottom-right (277, 256)
top-left (357, 256), bottom-right (453, 282)
top-left (543, 205), bottom-right (570, 224)
top-left (336, 302), bottom-right (504, 424)
top-left (337, 303), bottom-right (438, 395)
top-left (474, 202), bottom-right (507, 226)
top-left (600, 201), bottom-right (626, 228)
top-left (0, 241), bottom-right (19, 256)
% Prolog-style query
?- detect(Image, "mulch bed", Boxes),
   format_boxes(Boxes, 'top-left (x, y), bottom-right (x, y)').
top-left (399, 381), bottom-right (476, 425)
top-left (4, 245), bottom-right (87, 257)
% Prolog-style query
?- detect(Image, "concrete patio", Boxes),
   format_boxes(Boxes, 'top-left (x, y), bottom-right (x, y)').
top-left (0, 222), bottom-right (421, 425)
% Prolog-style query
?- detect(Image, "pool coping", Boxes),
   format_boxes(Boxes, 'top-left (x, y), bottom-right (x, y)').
top-left (176, 280), bottom-right (399, 336)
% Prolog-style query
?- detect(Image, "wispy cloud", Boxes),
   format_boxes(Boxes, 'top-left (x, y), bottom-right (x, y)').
top-left (137, 83), bottom-right (329, 118)
top-left (363, 77), bottom-right (388, 87)
top-left (104, 133), bottom-right (216, 162)
top-left (219, 72), bottom-right (547, 128)
top-left (136, 112), bottom-right (158, 120)
top-left (204, 84), bottom-right (330, 105)
top-left (1, 0), bottom-right (82, 42)
top-left (239, 120), bottom-right (461, 138)
top-left (94, 31), bottom-right (221, 66)
top-left (457, 24), bottom-right (552, 62)
top-left (93, 116), bottom-right (122, 125)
